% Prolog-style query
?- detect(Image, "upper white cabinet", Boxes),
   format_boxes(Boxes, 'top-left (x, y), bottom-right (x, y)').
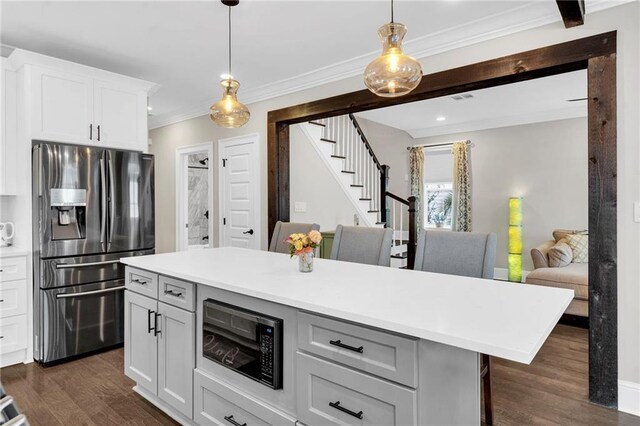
top-left (1, 62), bottom-right (17, 195)
top-left (10, 49), bottom-right (156, 152)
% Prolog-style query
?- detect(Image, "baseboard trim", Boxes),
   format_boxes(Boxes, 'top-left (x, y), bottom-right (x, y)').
top-left (493, 267), bottom-right (530, 282)
top-left (619, 380), bottom-right (640, 416)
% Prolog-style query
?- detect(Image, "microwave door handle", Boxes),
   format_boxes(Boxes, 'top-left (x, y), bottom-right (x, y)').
top-left (107, 154), bottom-right (115, 249)
top-left (100, 156), bottom-right (107, 248)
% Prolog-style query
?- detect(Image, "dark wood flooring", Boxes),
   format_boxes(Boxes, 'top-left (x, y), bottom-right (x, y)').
top-left (1, 325), bottom-right (638, 425)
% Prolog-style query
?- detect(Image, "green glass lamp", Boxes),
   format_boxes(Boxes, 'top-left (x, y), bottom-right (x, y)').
top-left (508, 197), bottom-right (523, 282)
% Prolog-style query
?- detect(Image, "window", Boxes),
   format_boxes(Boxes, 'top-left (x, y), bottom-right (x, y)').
top-left (425, 182), bottom-right (453, 229)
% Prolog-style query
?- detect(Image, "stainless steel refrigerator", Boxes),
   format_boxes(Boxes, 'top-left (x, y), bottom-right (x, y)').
top-left (32, 142), bottom-right (155, 363)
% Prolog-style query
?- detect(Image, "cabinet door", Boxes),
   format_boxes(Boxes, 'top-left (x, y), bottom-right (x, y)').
top-left (94, 80), bottom-right (147, 151)
top-left (157, 301), bottom-right (194, 418)
top-left (31, 66), bottom-right (93, 144)
top-left (124, 290), bottom-right (158, 394)
top-left (1, 67), bottom-right (17, 195)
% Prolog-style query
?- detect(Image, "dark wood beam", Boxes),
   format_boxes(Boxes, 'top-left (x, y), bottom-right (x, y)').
top-left (556, 0), bottom-right (585, 28)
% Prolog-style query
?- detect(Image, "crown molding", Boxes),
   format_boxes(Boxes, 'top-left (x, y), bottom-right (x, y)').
top-left (407, 106), bottom-right (587, 139)
top-left (148, 0), bottom-right (631, 130)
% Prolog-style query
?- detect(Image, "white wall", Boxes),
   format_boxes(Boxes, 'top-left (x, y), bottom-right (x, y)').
top-left (289, 125), bottom-right (357, 231)
top-left (419, 118), bottom-right (588, 271)
top-left (149, 2), bottom-right (640, 392)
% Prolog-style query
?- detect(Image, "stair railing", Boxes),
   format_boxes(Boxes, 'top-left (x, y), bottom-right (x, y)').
top-left (385, 192), bottom-right (417, 269)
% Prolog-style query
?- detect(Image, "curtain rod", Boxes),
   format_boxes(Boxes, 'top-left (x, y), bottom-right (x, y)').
top-left (406, 140), bottom-right (472, 150)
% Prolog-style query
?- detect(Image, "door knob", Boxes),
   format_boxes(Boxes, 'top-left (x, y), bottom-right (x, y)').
top-left (243, 229), bottom-right (254, 235)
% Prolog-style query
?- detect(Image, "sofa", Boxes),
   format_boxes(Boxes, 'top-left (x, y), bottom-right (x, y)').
top-left (525, 229), bottom-right (588, 317)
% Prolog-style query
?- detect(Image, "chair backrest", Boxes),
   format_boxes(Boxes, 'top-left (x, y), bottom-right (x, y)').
top-left (414, 230), bottom-right (497, 279)
top-left (330, 225), bottom-right (393, 267)
top-left (269, 221), bottom-right (320, 254)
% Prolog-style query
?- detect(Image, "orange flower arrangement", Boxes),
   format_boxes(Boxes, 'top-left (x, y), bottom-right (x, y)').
top-left (286, 230), bottom-right (323, 258)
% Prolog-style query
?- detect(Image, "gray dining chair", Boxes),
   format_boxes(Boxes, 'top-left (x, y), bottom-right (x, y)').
top-left (413, 229), bottom-right (497, 425)
top-left (269, 221), bottom-right (320, 254)
top-left (330, 225), bottom-right (393, 267)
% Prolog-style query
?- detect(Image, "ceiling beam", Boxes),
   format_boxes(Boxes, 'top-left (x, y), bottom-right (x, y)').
top-left (556, 0), bottom-right (585, 28)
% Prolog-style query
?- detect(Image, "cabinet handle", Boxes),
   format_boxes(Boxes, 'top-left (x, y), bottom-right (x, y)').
top-left (131, 279), bottom-right (147, 286)
top-left (0, 299), bottom-right (4, 303)
top-left (329, 400), bottom-right (363, 419)
top-left (223, 415), bottom-right (246, 426)
top-left (89, 124), bottom-right (93, 140)
top-left (329, 339), bottom-right (364, 353)
top-left (147, 310), bottom-right (155, 333)
top-left (164, 289), bottom-right (183, 298)
top-left (97, 125), bottom-right (101, 141)
top-left (154, 312), bottom-right (161, 336)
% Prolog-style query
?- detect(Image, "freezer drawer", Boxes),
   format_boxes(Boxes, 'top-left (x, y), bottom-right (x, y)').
top-left (37, 280), bottom-right (125, 363)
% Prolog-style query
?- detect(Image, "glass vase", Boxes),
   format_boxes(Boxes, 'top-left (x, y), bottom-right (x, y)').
top-left (298, 252), bottom-right (314, 273)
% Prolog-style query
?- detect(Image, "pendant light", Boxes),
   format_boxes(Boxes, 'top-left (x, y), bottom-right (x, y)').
top-left (363, 0), bottom-right (423, 97)
top-left (210, 0), bottom-right (250, 128)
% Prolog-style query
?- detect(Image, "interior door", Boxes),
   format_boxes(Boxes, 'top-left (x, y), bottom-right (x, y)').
top-left (31, 66), bottom-right (93, 145)
top-left (124, 290), bottom-right (158, 394)
top-left (107, 150), bottom-right (155, 252)
top-left (94, 80), bottom-right (146, 150)
top-left (219, 134), bottom-right (260, 249)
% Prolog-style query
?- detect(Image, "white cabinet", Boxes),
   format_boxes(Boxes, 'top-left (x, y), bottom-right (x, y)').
top-left (0, 253), bottom-right (28, 368)
top-left (30, 66), bottom-right (148, 150)
top-left (125, 269), bottom-right (195, 419)
top-left (1, 65), bottom-right (17, 195)
top-left (124, 290), bottom-right (158, 394)
top-left (31, 66), bottom-right (94, 145)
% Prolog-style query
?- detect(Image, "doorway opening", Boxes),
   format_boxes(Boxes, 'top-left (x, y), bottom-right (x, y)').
top-left (176, 143), bottom-right (214, 251)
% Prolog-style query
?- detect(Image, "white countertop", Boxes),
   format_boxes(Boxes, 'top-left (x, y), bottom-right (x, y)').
top-left (0, 246), bottom-right (30, 257)
top-left (121, 247), bottom-right (573, 364)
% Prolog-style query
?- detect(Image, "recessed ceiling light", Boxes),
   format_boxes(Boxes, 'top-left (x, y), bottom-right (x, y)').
top-left (147, 106), bottom-right (153, 111)
top-left (436, 116), bottom-right (446, 122)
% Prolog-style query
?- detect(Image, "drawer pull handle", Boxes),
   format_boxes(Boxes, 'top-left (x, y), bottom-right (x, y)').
top-left (223, 415), bottom-right (246, 426)
top-left (329, 400), bottom-right (363, 419)
top-left (131, 279), bottom-right (147, 286)
top-left (329, 339), bottom-right (364, 353)
top-left (0, 299), bottom-right (4, 302)
top-left (164, 289), bottom-right (183, 298)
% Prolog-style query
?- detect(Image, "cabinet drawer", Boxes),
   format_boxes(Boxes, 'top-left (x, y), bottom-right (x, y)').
top-left (0, 279), bottom-right (27, 318)
top-left (0, 315), bottom-right (27, 355)
top-left (0, 256), bottom-right (27, 282)
top-left (297, 311), bottom-right (418, 387)
top-left (125, 266), bottom-right (158, 299)
top-left (194, 369), bottom-right (296, 426)
top-left (158, 275), bottom-right (195, 312)
top-left (297, 352), bottom-right (416, 426)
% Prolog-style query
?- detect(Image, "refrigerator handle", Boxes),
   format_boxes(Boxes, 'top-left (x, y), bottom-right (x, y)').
top-left (100, 156), bottom-right (107, 247)
top-left (108, 155), bottom-right (116, 248)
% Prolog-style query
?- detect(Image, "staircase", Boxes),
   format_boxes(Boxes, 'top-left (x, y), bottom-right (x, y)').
top-left (299, 114), bottom-right (417, 268)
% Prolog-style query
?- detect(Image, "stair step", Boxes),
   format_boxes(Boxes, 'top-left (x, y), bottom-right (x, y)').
top-left (309, 121), bottom-right (326, 127)
top-left (368, 210), bottom-right (379, 213)
top-left (350, 184), bottom-right (364, 188)
top-left (391, 252), bottom-right (408, 259)
top-left (376, 221), bottom-right (386, 225)
top-left (399, 266), bottom-right (409, 270)
top-left (331, 155), bottom-right (346, 159)
top-left (359, 198), bottom-right (371, 201)
top-left (320, 138), bottom-right (336, 144)
top-left (341, 170), bottom-right (356, 174)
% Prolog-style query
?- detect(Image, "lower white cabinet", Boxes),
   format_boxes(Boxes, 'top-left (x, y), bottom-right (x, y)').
top-left (0, 252), bottom-right (28, 368)
top-left (125, 289), bottom-right (195, 418)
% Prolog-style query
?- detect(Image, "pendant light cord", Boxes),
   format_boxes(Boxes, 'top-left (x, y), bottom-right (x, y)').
top-left (390, 0), bottom-right (394, 23)
top-left (228, 5), bottom-right (232, 78)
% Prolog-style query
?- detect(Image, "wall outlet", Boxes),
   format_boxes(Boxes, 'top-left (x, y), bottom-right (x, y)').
top-left (294, 201), bottom-right (307, 213)
top-left (634, 201), bottom-right (640, 223)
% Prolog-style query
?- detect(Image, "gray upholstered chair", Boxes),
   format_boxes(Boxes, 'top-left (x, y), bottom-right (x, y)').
top-left (413, 229), bottom-right (497, 425)
top-left (414, 230), bottom-right (497, 279)
top-left (330, 225), bottom-right (393, 267)
top-left (269, 221), bottom-right (320, 254)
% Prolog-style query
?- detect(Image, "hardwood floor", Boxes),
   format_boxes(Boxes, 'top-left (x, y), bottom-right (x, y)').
top-left (1, 325), bottom-right (638, 425)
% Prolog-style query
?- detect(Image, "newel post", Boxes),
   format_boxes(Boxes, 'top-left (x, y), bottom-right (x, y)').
top-left (408, 196), bottom-right (417, 270)
top-left (380, 165), bottom-right (390, 226)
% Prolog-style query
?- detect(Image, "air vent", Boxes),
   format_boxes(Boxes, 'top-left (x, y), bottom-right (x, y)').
top-left (451, 93), bottom-right (474, 101)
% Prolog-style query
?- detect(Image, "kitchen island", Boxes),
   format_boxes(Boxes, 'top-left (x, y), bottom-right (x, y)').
top-left (121, 247), bottom-right (573, 426)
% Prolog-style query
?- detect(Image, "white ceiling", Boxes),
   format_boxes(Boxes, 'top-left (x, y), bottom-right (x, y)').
top-left (0, 1), bottom-right (625, 129)
top-left (355, 70), bottom-right (587, 138)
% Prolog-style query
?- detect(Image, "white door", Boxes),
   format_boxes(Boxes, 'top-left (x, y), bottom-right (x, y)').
top-left (219, 134), bottom-right (260, 249)
top-left (124, 290), bottom-right (158, 394)
top-left (31, 66), bottom-right (94, 144)
top-left (157, 302), bottom-right (194, 418)
top-left (94, 80), bottom-right (147, 150)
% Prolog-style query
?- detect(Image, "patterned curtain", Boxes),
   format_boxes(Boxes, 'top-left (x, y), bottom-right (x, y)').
top-left (451, 142), bottom-right (472, 232)
top-left (408, 147), bottom-right (425, 229)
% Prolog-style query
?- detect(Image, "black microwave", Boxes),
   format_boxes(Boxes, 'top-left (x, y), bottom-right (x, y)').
top-left (202, 299), bottom-right (283, 389)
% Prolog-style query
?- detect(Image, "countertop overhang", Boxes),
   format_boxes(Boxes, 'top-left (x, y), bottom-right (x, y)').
top-left (121, 247), bottom-right (573, 364)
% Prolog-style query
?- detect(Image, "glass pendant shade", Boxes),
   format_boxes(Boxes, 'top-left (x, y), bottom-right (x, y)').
top-left (364, 22), bottom-right (423, 97)
top-left (209, 79), bottom-right (250, 128)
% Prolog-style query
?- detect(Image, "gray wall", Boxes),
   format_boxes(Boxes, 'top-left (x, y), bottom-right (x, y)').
top-left (418, 117), bottom-right (588, 271)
